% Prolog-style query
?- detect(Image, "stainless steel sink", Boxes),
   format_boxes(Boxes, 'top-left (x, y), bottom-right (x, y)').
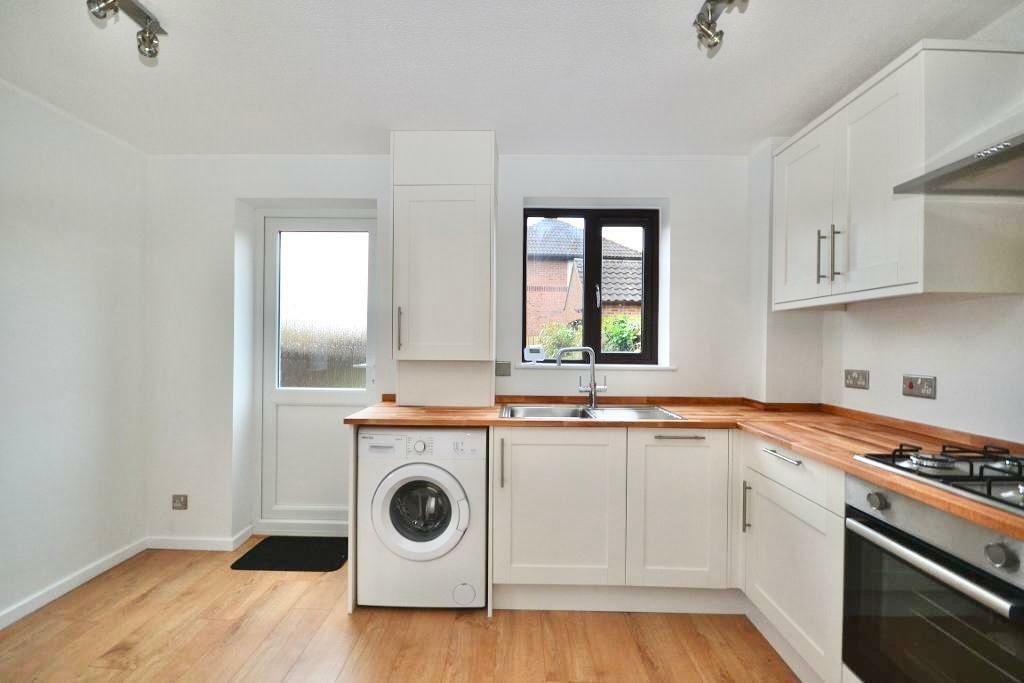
top-left (500, 405), bottom-right (591, 419)
top-left (585, 406), bottom-right (683, 421)
top-left (499, 404), bottom-right (683, 421)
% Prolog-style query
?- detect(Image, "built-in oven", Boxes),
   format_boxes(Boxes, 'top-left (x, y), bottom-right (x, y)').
top-left (844, 503), bottom-right (1024, 682)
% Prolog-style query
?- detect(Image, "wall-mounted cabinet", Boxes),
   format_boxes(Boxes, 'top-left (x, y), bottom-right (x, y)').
top-left (393, 184), bottom-right (493, 360)
top-left (391, 131), bottom-right (496, 406)
top-left (773, 41), bottom-right (1024, 311)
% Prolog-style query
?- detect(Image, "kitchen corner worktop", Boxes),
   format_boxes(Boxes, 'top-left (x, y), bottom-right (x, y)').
top-left (345, 399), bottom-right (1024, 539)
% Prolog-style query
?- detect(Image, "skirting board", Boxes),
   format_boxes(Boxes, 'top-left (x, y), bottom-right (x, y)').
top-left (146, 525), bottom-right (253, 551)
top-left (0, 537), bottom-right (148, 629)
top-left (493, 584), bottom-right (748, 614)
top-left (252, 519), bottom-right (347, 537)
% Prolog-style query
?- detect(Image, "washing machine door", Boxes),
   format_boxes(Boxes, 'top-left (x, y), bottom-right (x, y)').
top-left (371, 463), bottom-right (469, 562)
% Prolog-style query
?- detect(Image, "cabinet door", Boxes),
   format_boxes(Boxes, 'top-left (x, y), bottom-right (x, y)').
top-left (492, 428), bottom-right (627, 585)
top-left (393, 185), bottom-right (492, 361)
top-left (832, 62), bottom-right (923, 295)
top-left (745, 470), bottom-right (844, 683)
top-left (626, 430), bottom-right (729, 588)
top-left (773, 118), bottom-right (839, 305)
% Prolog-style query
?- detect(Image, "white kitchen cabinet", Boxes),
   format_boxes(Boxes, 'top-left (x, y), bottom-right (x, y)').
top-left (625, 429), bottom-right (729, 588)
top-left (773, 41), bottom-right (1024, 310)
top-left (772, 117), bottom-right (840, 304)
top-left (391, 130), bottom-right (495, 186)
top-left (492, 428), bottom-right (627, 585)
top-left (743, 469), bottom-right (844, 683)
top-left (393, 184), bottom-right (493, 361)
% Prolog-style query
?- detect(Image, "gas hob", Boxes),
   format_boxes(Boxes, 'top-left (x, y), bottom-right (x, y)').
top-left (855, 443), bottom-right (1024, 516)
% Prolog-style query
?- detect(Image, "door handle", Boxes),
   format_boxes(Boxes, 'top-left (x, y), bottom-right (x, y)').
top-left (830, 224), bottom-right (842, 281)
top-left (396, 306), bottom-right (403, 351)
top-left (762, 447), bottom-right (802, 467)
top-left (456, 498), bottom-right (470, 531)
top-left (499, 438), bottom-right (505, 488)
top-left (654, 434), bottom-right (706, 440)
top-left (742, 480), bottom-right (752, 532)
top-left (595, 284), bottom-right (602, 310)
top-left (816, 229), bottom-right (828, 283)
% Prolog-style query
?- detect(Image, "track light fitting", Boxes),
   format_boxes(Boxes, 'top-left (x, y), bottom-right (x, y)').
top-left (87, 0), bottom-right (119, 20)
top-left (693, 0), bottom-right (743, 52)
top-left (86, 0), bottom-right (166, 60)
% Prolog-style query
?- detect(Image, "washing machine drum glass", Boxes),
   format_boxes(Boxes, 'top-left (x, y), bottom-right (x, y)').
top-left (389, 481), bottom-right (452, 542)
top-left (372, 463), bottom-right (470, 562)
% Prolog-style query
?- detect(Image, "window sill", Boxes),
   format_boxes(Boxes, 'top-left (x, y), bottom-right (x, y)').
top-left (514, 363), bottom-right (678, 372)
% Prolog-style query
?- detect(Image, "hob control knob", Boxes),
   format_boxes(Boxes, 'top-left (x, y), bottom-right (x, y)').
top-left (985, 543), bottom-right (1019, 570)
top-left (413, 440), bottom-right (427, 453)
top-left (866, 492), bottom-right (889, 511)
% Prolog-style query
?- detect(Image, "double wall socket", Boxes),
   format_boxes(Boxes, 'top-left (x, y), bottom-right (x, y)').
top-left (903, 375), bottom-right (937, 399)
top-left (844, 369), bottom-right (870, 390)
top-left (172, 494), bottom-right (188, 510)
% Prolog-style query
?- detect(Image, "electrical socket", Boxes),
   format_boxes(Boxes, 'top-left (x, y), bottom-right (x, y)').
top-left (903, 375), bottom-right (937, 399)
top-left (171, 494), bottom-right (188, 510)
top-left (844, 369), bottom-right (870, 390)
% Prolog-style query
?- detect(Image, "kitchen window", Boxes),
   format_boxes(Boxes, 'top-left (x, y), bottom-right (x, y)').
top-left (522, 209), bottom-right (659, 365)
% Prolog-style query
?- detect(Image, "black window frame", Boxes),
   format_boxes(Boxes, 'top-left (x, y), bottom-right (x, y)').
top-left (522, 208), bottom-right (660, 365)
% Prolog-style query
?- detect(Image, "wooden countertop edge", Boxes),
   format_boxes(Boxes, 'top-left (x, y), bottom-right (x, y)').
top-left (348, 399), bottom-right (1024, 539)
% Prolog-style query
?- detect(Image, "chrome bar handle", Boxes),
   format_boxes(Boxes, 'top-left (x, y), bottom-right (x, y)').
top-left (595, 284), bottom-right (602, 309)
top-left (742, 480), bottom-right (752, 532)
top-left (499, 438), bottom-right (505, 488)
top-left (654, 434), bottom-right (706, 440)
top-left (396, 306), bottom-right (403, 351)
top-left (816, 229), bottom-right (828, 283)
top-left (846, 517), bottom-right (1024, 621)
top-left (830, 223), bottom-right (842, 281)
top-left (762, 447), bottom-right (802, 466)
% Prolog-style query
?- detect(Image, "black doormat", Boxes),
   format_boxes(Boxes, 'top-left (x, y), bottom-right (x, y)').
top-left (230, 536), bottom-right (347, 572)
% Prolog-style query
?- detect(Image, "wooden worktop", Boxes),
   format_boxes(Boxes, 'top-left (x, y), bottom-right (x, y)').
top-left (345, 398), bottom-right (1024, 539)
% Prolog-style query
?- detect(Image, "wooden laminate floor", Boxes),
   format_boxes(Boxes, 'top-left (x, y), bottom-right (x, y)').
top-left (0, 537), bottom-right (796, 682)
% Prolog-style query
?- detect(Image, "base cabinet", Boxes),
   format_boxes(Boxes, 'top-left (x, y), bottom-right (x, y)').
top-left (626, 430), bottom-right (729, 588)
top-left (492, 428), bottom-right (627, 585)
top-left (492, 427), bottom-right (730, 589)
top-left (744, 468), bottom-right (844, 683)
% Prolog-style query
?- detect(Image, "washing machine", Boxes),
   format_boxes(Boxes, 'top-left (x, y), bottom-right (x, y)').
top-left (356, 427), bottom-right (486, 608)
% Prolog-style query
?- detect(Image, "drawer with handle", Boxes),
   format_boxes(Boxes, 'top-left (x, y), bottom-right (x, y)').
top-left (744, 435), bottom-right (844, 516)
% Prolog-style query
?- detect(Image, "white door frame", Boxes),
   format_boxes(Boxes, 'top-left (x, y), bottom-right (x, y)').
top-left (256, 215), bottom-right (378, 536)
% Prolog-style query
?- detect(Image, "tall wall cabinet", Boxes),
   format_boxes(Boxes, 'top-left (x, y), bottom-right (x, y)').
top-left (391, 131), bottom-right (496, 405)
top-left (773, 41), bottom-right (1024, 310)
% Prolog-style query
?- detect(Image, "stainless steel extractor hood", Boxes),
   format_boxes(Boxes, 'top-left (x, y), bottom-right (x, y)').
top-left (894, 107), bottom-right (1024, 196)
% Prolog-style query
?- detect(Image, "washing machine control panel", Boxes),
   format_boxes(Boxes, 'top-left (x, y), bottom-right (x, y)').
top-left (358, 429), bottom-right (487, 460)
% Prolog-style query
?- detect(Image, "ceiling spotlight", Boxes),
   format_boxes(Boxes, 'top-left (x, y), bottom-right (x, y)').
top-left (86, 0), bottom-right (166, 61)
top-left (137, 22), bottom-right (159, 58)
top-left (693, 1), bottom-right (723, 49)
top-left (87, 0), bottom-right (119, 19)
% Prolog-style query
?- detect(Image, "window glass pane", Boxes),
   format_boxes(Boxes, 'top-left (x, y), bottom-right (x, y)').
top-left (278, 231), bottom-right (368, 388)
top-left (524, 216), bottom-right (584, 361)
top-left (600, 225), bottom-right (644, 354)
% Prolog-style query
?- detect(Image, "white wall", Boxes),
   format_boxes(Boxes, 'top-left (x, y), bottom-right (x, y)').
top-left (0, 80), bottom-right (147, 625)
top-left (143, 156), bottom-right (391, 544)
top-left (495, 155), bottom-right (756, 397)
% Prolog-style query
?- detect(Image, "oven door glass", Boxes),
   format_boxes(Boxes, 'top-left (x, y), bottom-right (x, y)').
top-left (844, 508), bottom-right (1024, 683)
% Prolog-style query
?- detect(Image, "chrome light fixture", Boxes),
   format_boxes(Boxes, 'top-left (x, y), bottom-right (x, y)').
top-left (87, 0), bottom-right (119, 19)
top-left (694, 0), bottom-right (744, 52)
top-left (137, 22), bottom-right (159, 58)
top-left (693, 1), bottom-right (724, 49)
top-left (86, 0), bottom-right (166, 60)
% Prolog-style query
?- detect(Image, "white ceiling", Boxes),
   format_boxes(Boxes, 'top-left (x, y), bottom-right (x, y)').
top-left (1, 0), bottom-right (1020, 155)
